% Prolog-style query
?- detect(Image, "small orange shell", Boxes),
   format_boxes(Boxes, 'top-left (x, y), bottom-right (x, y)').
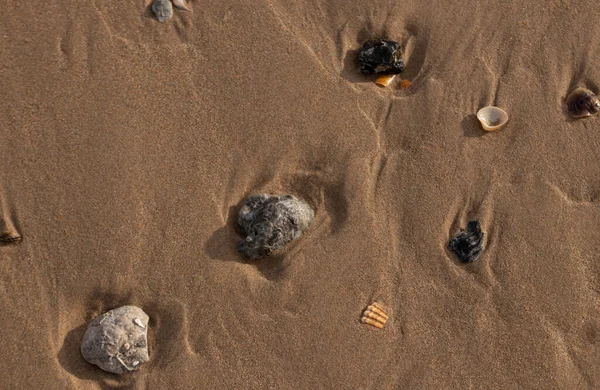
top-left (375, 74), bottom-right (396, 87)
top-left (399, 79), bottom-right (412, 90)
top-left (361, 301), bottom-right (389, 329)
top-left (363, 310), bottom-right (387, 324)
top-left (368, 304), bottom-right (389, 319)
top-left (361, 316), bottom-right (384, 328)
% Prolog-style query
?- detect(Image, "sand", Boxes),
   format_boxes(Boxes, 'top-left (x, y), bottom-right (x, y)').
top-left (1, 0), bottom-right (600, 388)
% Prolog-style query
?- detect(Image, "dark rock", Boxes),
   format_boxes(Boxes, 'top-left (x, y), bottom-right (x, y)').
top-left (81, 306), bottom-right (149, 374)
top-left (566, 87), bottom-right (600, 118)
top-left (0, 230), bottom-right (21, 243)
top-left (237, 194), bottom-right (314, 259)
top-left (358, 39), bottom-right (405, 75)
top-left (448, 220), bottom-right (484, 263)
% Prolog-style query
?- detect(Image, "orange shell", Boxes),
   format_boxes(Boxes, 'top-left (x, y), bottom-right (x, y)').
top-left (375, 74), bottom-right (396, 87)
top-left (399, 79), bottom-right (412, 90)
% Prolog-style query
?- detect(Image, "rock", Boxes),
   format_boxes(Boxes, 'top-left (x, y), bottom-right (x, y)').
top-left (81, 306), bottom-right (150, 374)
top-left (237, 194), bottom-right (314, 259)
top-left (358, 39), bottom-right (405, 75)
top-left (448, 220), bottom-right (484, 263)
top-left (0, 229), bottom-right (21, 244)
top-left (152, 0), bottom-right (173, 22)
top-left (566, 87), bottom-right (600, 118)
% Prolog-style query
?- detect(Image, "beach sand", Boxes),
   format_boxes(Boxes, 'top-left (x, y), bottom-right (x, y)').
top-left (1, 0), bottom-right (600, 388)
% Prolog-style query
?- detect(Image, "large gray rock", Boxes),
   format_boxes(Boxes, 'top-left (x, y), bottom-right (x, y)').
top-left (81, 305), bottom-right (150, 374)
top-left (237, 194), bottom-right (314, 259)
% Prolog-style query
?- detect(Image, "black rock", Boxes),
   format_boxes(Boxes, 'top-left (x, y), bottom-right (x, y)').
top-left (448, 220), bottom-right (484, 263)
top-left (566, 87), bottom-right (600, 118)
top-left (237, 194), bottom-right (314, 259)
top-left (358, 39), bottom-right (405, 75)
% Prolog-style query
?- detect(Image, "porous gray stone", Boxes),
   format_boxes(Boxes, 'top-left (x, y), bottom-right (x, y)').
top-left (152, 0), bottom-right (173, 22)
top-left (237, 194), bottom-right (314, 259)
top-left (81, 305), bottom-right (150, 374)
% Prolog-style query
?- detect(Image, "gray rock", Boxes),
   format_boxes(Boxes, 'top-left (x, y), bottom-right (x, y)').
top-left (152, 0), bottom-right (173, 22)
top-left (81, 306), bottom-right (150, 374)
top-left (237, 194), bottom-right (314, 259)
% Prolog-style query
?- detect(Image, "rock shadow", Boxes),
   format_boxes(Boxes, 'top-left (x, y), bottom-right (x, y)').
top-left (400, 21), bottom-right (429, 84)
top-left (144, 2), bottom-right (156, 20)
top-left (461, 114), bottom-right (489, 138)
top-left (143, 298), bottom-right (193, 368)
top-left (340, 48), bottom-right (376, 84)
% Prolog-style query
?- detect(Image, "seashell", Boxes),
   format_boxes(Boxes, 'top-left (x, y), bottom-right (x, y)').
top-left (358, 40), bottom-right (405, 75)
top-left (152, 0), bottom-right (173, 22)
top-left (448, 220), bottom-right (484, 263)
top-left (375, 74), bottom-right (396, 87)
top-left (399, 79), bottom-right (412, 90)
top-left (361, 302), bottom-right (389, 329)
top-left (476, 106), bottom-right (509, 131)
top-left (172, 0), bottom-right (191, 11)
top-left (0, 230), bottom-right (21, 243)
top-left (237, 194), bottom-right (314, 259)
top-left (133, 318), bottom-right (146, 329)
top-left (566, 87), bottom-right (600, 118)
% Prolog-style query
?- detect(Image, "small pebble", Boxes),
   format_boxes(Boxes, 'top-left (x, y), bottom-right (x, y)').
top-left (81, 306), bottom-right (150, 374)
top-left (152, 0), bottom-right (173, 22)
top-left (448, 220), bottom-right (484, 263)
top-left (566, 87), bottom-right (600, 118)
top-left (0, 230), bottom-right (21, 243)
top-left (237, 194), bottom-right (314, 259)
top-left (358, 39), bottom-right (405, 75)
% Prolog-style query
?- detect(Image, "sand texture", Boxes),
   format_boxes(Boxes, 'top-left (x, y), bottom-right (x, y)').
top-left (2, 0), bottom-right (600, 388)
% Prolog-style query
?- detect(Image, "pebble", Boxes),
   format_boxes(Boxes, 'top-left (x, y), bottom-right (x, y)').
top-left (237, 194), bottom-right (314, 259)
top-left (448, 220), bottom-right (484, 263)
top-left (80, 305), bottom-right (150, 374)
top-left (358, 39), bottom-right (405, 75)
top-left (566, 87), bottom-right (600, 118)
top-left (152, 0), bottom-right (173, 22)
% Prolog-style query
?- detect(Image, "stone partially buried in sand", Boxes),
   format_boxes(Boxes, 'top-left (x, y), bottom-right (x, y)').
top-left (237, 194), bottom-right (314, 259)
top-left (448, 220), bottom-right (484, 263)
top-left (358, 39), bottom-right (405, 75)
top-left (566, 87), bottom-right (600, 118)
top-left (152, 0), bottom-right (173, 22)
top-left (0, 229), bottom-right (21, 244)
top-left (81, 305), bottom-right (149, 374)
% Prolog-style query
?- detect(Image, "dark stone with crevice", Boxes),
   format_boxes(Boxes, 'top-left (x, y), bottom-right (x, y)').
top-left (358, 39), bottom-right (405, 75)
top-left (566, 87), bottom-right (600, 118)
top-left (237, 194), bottom-right (314, 259)
top-left (448, 220), bottom-right (484, 263)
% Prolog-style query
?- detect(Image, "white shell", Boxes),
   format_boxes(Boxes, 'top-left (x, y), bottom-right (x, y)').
top-left (476, 106), bottom-right (509, 131)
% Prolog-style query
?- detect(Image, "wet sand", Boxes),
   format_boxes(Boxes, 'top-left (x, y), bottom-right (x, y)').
top-left (1, 0), bottom-right (600, 388)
